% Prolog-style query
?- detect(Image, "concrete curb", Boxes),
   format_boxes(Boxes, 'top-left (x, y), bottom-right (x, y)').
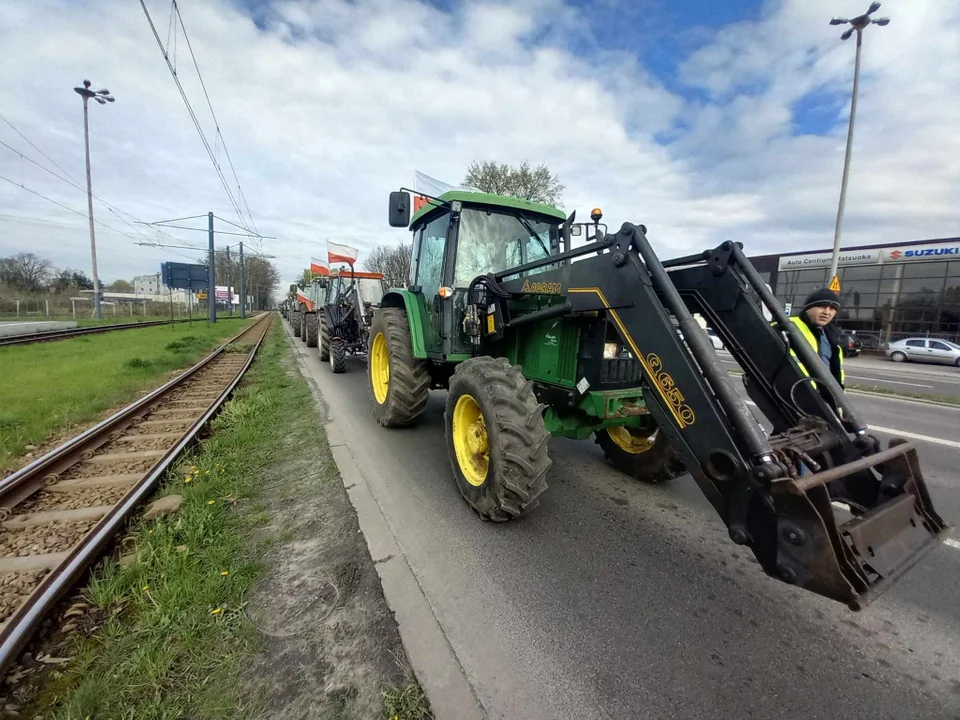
top-left (286, 330), bottom-right (485, 720)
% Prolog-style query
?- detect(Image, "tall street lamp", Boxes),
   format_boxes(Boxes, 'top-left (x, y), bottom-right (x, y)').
top-left (73, 79), bottom-right (115, 319)
top-left (826, 3), bottom-right (890, 286)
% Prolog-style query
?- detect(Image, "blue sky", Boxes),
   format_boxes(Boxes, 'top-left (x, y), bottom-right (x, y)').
top-left (0, 0), bottom-right (957, 286)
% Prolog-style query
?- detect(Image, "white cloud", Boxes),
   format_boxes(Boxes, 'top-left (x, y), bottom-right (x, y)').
top-left (0, 0), bottom-right (957, 293)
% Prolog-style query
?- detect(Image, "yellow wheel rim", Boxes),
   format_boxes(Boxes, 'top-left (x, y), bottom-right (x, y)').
top-left (607, 426), bottom-right (656, 455)
top-left (452, 394), bottom-right (489, 487)
top-left (371, 332), bottom-right (389, 405)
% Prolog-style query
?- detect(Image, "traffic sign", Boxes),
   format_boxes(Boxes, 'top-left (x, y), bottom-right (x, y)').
top-left (161, 262), bottom-right (209, 291)
top-left (196, 291), bottom-right (208, 300)
top-left (828, 275), bottom-right (841, 292)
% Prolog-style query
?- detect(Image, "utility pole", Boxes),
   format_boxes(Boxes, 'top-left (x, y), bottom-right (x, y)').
top-left (74, 80), bottom-right (114, 319)
top-left (207, 212), bottom-right (216, 323)
top-left (239, 241), bottom-right (246, 319)
top-left (827, 3), bottom-right (890, 286)
top-left (226, 245), bottom-right (233, 316)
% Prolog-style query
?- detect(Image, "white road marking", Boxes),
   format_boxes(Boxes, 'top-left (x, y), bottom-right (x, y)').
top-left (844, 375), bottom-right (934, 388)
top-left (867, 425), bottom-right (960, 450)
top-left (946, 539), bottom-right (960, 551)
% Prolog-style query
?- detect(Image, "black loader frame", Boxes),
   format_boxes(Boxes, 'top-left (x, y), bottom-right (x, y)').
top-left (465, 223), bottom-right (949, 609)
top-left (321, 269), bottom-right (384, 373)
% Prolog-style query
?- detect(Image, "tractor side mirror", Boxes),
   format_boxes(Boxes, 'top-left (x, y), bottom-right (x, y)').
top-left (389, 191), bottom-right (411, 228)
top-left (570, 225), bottom-right (582, 237)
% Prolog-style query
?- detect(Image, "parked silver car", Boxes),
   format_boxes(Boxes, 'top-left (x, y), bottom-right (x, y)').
top-left (886, 338), bottom-right (960, 367)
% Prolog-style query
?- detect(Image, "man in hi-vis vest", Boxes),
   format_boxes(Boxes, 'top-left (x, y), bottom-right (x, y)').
top-left (789, 288), bottom-right (845, 402)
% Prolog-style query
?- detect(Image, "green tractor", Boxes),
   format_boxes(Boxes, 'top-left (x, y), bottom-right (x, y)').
top-left (368, 188), bottom-right (948, 609)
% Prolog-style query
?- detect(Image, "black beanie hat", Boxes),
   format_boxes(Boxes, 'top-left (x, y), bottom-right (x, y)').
top-left (803, 287), bottom-right (840, 311)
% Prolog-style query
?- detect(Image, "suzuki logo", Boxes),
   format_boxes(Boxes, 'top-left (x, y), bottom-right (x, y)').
top-left (889, 250), bottom-right (903, 260)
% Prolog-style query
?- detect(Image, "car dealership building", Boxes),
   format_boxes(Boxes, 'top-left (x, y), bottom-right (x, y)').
top-left (747, 237), bottom-right (960, 349)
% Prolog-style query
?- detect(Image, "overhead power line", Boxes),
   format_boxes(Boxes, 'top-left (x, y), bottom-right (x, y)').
top-left (0, 118), bottom-right (184, 247)
top-left (0, 112), bottom-right (81, 186)
top-left (174, 1), bottom-right (259, 237)
top-left (0, 138), bottom-right (160, 244)
top-left (0, 174), bottom-right (141, 242)
top-left (139, 0), bottom-right (263, 251)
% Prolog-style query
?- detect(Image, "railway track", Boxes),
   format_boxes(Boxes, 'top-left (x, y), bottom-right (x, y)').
top-left (0, 313), bottom-right (272, 676)
top-left (0, 313), bottom-right (257, 348)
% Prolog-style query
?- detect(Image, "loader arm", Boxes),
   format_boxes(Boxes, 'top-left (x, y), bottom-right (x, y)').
top-left (484, 223), bottom-right (948, 609)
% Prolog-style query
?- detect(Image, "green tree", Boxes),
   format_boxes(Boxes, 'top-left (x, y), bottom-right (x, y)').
top-left (110, 279), bottom-right (134, 292)
top-left (463, 160), bottom-right (565, 206)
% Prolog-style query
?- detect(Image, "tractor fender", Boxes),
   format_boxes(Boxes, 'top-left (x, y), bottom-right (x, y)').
top-left (379, 289), bottom-right (427, 359)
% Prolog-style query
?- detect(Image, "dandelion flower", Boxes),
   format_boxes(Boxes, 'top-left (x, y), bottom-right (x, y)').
top-left (208, 500), bottom-right (215, 505)
top-left (211, 607), bottom-right (222, 615)
top-left (142, 585), bottom-right (149, 591)
top-left (220, 570), bottom-right (229, 576)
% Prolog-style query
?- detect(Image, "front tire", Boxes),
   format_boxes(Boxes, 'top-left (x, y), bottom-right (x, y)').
top-left (330, 338), bottom-right (347, 374)
top-left (305, 312), bottom-right (318, 348)
top-left (368, 308), bottom-right (430, 427)
top-left (890, 351), bottom-right (906, 362)
top-left (594, 424), bottom-right (685, 484)
top-left (319, 310), bottom-right (330, 361)
top-left (445, 357), bottom-right (550, 521)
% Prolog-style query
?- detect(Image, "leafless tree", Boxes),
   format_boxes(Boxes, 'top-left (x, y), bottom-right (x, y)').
top-left (366, 243), bottom-right (413, 288)
top-left (0, 253), bottom-right (52, 293)
top-left (463, 160), bottom-right (565, 206)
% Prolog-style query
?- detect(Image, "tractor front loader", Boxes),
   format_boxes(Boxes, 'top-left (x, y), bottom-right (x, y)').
top-left (320, 270), bottom-right (385, 373)
top-left (369, 189), bottom-right (949, 609)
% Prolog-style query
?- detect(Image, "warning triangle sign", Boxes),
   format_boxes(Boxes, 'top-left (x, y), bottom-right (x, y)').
top-left (829, 275), bottom-right (841, 292)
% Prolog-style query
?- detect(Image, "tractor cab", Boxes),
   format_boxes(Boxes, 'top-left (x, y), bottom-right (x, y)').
top-left (387, 189), bottom-right (570, 358)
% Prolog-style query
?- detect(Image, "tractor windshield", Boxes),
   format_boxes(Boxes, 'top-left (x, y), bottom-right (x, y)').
top-left (454, 207), bottom-right (558, 287)
top-left (356, 278), bottom-right (384, 306)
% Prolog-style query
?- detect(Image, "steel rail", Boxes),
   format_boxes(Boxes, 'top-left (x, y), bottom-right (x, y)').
top-left (0, 313), bottom-right (272, 676)
top-left (0, 313), bottom-right (256, 348)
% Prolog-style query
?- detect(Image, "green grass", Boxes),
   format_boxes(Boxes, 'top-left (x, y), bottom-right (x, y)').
top-left (22, 322), bottom-right (430, 719)
top-left (0, 319), bottom-right (252, 470)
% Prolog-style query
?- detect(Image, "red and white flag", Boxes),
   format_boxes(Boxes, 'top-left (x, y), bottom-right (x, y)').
top-left (310, 257), bottom-right (330, 276)
top-left (328, 241), bottom-right (360, 266)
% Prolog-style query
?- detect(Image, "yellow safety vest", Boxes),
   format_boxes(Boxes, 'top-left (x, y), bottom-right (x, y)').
top-left (788, 316), bottom-right (845, 387)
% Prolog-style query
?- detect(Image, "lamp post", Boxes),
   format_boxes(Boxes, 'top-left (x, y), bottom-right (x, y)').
top-left (73, 79), bottom-right (115, 319)
top-left (826, 3), bottom-right (890, 286)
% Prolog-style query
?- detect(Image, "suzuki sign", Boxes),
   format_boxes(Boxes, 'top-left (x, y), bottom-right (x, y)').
top-left (778, 240), bottom-right (960, 270)
top-left (881, 241), bottom-right (960, 263)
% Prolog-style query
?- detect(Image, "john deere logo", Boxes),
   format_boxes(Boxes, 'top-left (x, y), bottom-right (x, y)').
top-left (889, 250), bottom-right (903, 260)
top-left (520, 279), bottom-right (562, 294)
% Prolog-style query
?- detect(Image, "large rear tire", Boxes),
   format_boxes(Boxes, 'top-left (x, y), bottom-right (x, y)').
top-left (368, 308), bottom-right (429, 427)
top-left (445, 357), bottom-right (550, 521)
top-left (594, 424), bottom-right (684, 484)
top-left (305, 312), bottom-right (318, 348)
top-left (290, 311), bottom-right (300, 336)
top-left (299, 311), bottom-right (307, 342)
top-left (319, 309), bottom-right (330, 361)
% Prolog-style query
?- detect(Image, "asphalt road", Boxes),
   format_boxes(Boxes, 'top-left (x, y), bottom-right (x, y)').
top-left (716, 350), bottom-right (960, 401)
top-left (290, 327), bottom-right (960, 720)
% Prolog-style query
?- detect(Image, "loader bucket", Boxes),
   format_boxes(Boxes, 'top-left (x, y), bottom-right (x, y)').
top-left (769, 438), bottom-right (950, 609)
